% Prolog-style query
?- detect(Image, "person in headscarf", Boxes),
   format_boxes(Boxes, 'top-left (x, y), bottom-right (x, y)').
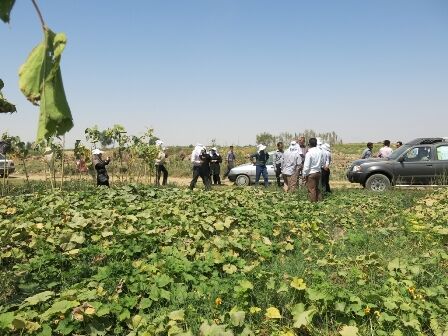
top-left (273, 142), bottom-right (284, 187)
top-left (209, 147), bottom-right (222, 185)
top-left (92, 148), bottom-right (111, 187)
top-left (154, 140), bottom-right (168, 186)
top-left (320, 143), bottom-right (332, 193)
top-left (189, 144), bottom-right (212, 190)
top-left (281, 141), bottom-right (301, 192)
top-left (250, 144), bottom-right (270, 187)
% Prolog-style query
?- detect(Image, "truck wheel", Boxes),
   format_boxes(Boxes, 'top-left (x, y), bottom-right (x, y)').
top-left (235, 174), bottom-right (250, 186)
top-left (365, 174), bottom-right (390, 192)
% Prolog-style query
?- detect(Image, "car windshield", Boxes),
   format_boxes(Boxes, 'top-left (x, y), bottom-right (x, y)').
top-left (388, 145), bottom-right (410, 160)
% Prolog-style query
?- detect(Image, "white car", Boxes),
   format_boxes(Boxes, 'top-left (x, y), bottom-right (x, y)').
top-left (227, 151), bottom-right (283, 186)
top-left (0, 153), bottom-right (15, 177)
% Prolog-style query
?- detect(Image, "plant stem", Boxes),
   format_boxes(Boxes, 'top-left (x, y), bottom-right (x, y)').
top-left (30, 0), bottom-right (46, 30)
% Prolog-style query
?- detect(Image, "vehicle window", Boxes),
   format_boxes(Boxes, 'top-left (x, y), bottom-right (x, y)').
top-left (389, 145), bottom-right (409, 160)
top-left (403, 146), bottom-right (432, 162)
top-left (266, 156), bottom-right (273, 165)
top-left (436, 146), bottom-right (448, 160)
top-left (0, 153), bottom-right (4, 160)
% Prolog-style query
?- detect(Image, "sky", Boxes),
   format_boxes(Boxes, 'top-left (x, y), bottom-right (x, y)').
top-left (1, 0), bottom-right (447, 147)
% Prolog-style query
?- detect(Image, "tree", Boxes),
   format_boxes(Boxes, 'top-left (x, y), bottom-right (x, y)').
top-left (256, 132), bottom-right (277, 147)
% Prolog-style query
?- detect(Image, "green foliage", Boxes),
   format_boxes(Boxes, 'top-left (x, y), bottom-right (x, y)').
top-left (19, 29), bottom-right (73, 141)
top-left (0, 0), bottom-right (15, 23)
top-left (0, 79), bottom-right (16, 113)
top-left (0, 186), bottom-right (447, 335)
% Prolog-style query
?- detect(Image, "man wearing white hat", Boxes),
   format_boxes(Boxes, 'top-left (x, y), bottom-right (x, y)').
top-left (189, 144), bottom-right (212, 190)
top-left (92, 148), bottom-right (111, 187)
top-left (209, 147), bottom-right (222, 185)
top-left (155, 140), bottom-right (168, 186)
top-left (250, 144), bottom-right (270, 187)
top-left (281, 141), bottom-right (301, 192)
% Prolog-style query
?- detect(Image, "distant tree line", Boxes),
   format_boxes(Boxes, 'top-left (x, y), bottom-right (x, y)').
top-left (256, 130), bottom-right (342, 147)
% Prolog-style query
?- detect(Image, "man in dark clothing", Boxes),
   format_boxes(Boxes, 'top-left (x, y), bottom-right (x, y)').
top-left (155, 140), bottom-right (168, 186)
top-left (189, 145), bottom-right (212, 191)
top-left (92, 149), bottom-right (111, 187)
top-left (222, 145), bottom-right (236, 180)
top-left (273, 142), bottom-right (284, 187)
top-left (210, 147), bottom-right (222, 185)
top-left (361, 142), bottom-right (373, 159)
top-left (251, 144), bottom-right (269, 187)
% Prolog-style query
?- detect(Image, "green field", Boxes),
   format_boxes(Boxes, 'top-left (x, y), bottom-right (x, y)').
top-left (1, 184), bottom-right (447, 335)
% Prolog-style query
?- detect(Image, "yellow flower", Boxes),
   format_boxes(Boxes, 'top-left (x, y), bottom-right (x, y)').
top-left (364, 306), bottom-right (371, 315)
top-left (408, 287), bottom-right (415, 293)
top-left (374, 311), bottom-right (381, 318)
top-left (215, 297), bottom-right (222, 305)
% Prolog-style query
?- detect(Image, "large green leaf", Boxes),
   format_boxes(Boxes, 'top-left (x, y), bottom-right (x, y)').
top-left (19, 28), bottom-right (73, 141)
top-left (23, 291), bottom-right (55, 306)
top-left (0, 0), bottom-right (15, 23)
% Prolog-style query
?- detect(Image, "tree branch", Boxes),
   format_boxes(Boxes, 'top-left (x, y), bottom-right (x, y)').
top-left (31, 0), bottom-right (46, 30)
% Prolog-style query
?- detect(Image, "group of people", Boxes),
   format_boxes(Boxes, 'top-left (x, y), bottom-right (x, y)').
top-left (361, 140), bottom-right (402, 159)
top-left (91, 137), bottom-right (332, 202)
top-left (189, 144), bottom-right (236, 190)
top-left (251, 136), bottom-right (331, 202)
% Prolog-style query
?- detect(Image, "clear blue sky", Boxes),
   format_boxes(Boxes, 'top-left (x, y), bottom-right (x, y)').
top-left (1, 0), bottom-right (447, 146)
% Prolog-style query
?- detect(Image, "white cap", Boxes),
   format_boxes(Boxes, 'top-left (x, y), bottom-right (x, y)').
top-left (322, 143), bottom-right (331, 151)
top-left (92, 148), bottom-right (104, 155)
top-left (290, 140), bottom-right (297, 146)
top-left (257, 144), bottom-right (267, 151)
top-left (211, 147), bottom-right (217, 151)
top-left (43, 147), bottom-right (53, 155)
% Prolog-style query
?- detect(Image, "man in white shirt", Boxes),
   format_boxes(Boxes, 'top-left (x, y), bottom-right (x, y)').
top-left (302, 138), bottom-right (324, 202)
top-left (281, 141), bottom-right (301, 192)
top-left (378, 140), bottom-right (393, 158)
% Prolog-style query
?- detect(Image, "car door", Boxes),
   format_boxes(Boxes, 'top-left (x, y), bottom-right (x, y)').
top-left (434, 144), bottom-right (448, 185)
top-left (266, 154), bottom-right (276, 180)
top-left (393, 146), bottom-right (435, 185)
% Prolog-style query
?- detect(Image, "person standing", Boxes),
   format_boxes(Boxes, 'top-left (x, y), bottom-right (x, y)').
top-left (396, 141), bottom-right (403, 148)
top-left (210, 147), bottom-right (222, 185)
top-left (189, 144), bottom-right (212, 191)
top-left (222, 145), bottom-right (236, 180)
top-left (273, 142), bottom-right (284, 187)
top-left (378, 140), bottom-right (393, 158)
top-left (251, 144), bottom-right (269, 187)
top-left (302, 138), bottom-right (324, 202)
top-left (155, 140), bottom-right (168, 186)
top-left (281, 141), bottom-right (301, 192)
top-left (361, 142), bottom-right (374, 159)
top-left (321, 143), bottom-right (332, 193)
top-left (297, 136), bottom-right (307, 185)
top-left (92, 149), bottom-right (111, 187)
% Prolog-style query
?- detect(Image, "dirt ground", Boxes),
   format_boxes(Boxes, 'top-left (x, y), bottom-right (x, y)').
top-left (6, 173), bottom-right (357, 188)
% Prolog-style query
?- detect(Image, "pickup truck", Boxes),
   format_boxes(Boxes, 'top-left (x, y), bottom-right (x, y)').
top-left (347, 138), bottom-right (448, 191)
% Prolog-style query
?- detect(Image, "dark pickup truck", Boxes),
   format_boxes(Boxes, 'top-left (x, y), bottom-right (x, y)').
top-left (347, 138), bottom-right (448, 191)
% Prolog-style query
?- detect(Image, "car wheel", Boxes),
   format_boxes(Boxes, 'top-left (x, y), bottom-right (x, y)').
top-left (235, 174), bottom-right (250, 186)
top-left (365, 174), bottom-right (391, 192)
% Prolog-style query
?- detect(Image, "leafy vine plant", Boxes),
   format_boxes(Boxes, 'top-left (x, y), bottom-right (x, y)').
top-left (0, 0), bottom-right (73, 141)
